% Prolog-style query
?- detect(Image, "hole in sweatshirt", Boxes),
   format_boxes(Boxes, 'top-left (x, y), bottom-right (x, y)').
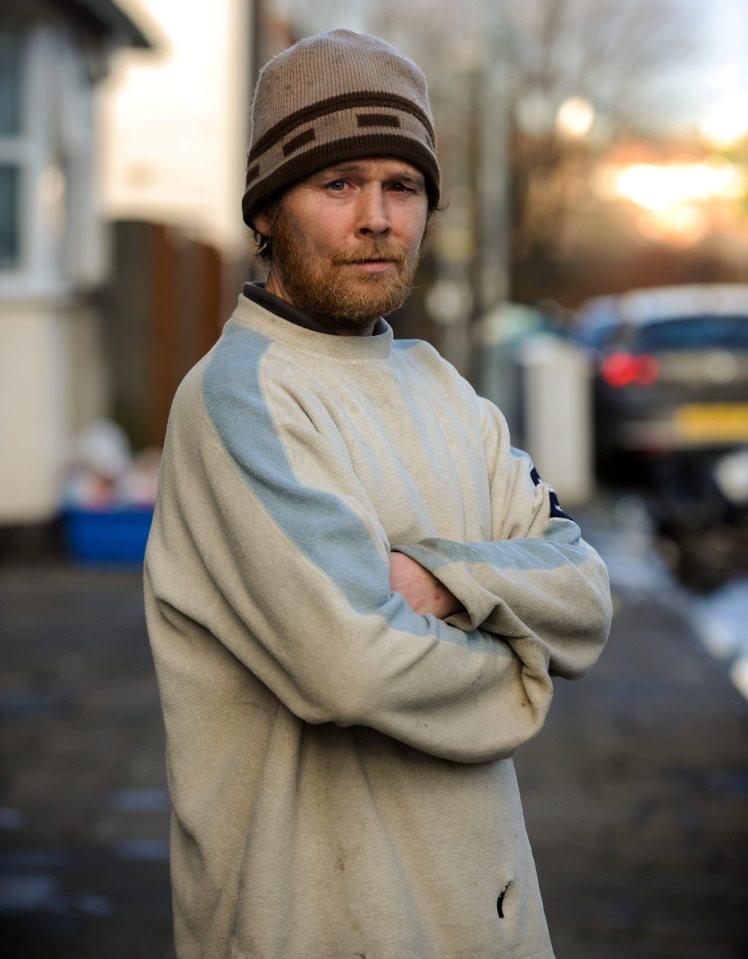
top-left (497, 881), bottom-right (511, 918)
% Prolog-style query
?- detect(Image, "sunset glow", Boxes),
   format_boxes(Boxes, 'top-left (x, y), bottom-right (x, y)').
top-left (607, 160), bottom-right (745, 211)
top-left (593, 156), bottom-right (746, 245)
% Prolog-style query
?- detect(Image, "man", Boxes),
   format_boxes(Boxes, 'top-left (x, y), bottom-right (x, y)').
top-left (144, 29), bottom-right (612, 959)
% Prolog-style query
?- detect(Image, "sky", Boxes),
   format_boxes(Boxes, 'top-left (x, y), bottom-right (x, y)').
top-left (700, 0), bottom-right (748, 91)
top-left (689, 0), bottom-right (748, 141)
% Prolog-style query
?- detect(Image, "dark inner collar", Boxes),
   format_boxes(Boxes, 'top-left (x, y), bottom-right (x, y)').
top-left (242, 282), bottom-right (387, 336)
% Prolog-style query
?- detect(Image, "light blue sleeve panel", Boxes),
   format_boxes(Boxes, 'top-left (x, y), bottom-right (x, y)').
top-left (392, 399), bottom-right (612, 680)
top-left (186, 321), bottom-right (557, 763)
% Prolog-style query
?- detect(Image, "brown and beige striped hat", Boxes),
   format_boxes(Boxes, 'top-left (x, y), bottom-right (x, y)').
top-left (242, 29), bottom-right (440, 228)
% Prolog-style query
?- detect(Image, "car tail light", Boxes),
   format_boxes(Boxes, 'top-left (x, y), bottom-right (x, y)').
top-left (601, 352), bottom-right (660, 388)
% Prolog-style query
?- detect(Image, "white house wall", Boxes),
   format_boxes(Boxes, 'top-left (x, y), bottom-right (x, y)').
top-left (0, 19), bottom-right (112, 524)
top-left (98, 0), bottom-right (251, 256)
top-left (0, 296), bottom-right (108, 524)
top-left (1, 301), bottom-right (67, 522)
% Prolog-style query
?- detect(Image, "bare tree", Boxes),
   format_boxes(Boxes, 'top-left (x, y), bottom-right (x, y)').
top-left (502, 0), bottom-right (700, 302)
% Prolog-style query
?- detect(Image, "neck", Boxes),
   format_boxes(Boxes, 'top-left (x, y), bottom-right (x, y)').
top-left (264, 268), bottom-right (378, 337)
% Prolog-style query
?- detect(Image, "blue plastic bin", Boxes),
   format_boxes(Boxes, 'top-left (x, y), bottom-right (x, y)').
top-left (63, 506), bottom-right (154, 564)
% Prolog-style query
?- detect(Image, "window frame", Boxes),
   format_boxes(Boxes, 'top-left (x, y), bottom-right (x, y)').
top-left (0, 20), bottom-right (101, 298)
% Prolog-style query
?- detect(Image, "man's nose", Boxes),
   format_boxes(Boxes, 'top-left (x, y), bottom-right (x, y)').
top-left (356, 186), bottom-right (391, 237)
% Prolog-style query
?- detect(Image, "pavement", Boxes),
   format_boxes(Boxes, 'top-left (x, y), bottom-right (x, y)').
top-left (0, 566), bottom-right (174, 959)
top-left (1, 509), bottom-right (747, 958)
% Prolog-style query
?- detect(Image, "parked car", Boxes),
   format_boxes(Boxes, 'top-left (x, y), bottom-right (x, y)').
top-left (574, 284), bottom-right (748, 589)
top-left (574, 284), bottom-right (748, 479)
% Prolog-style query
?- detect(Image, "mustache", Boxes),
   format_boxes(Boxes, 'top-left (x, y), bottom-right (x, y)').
top-left (332, 244), bottom-right (408, 266)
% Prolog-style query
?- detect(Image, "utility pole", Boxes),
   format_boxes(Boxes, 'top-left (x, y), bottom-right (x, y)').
top-left (466, 9), bottom-right (510, 394)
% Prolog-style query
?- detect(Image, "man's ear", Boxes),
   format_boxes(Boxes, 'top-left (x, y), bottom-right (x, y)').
top-left (253, 210), bottom-right (272, 237)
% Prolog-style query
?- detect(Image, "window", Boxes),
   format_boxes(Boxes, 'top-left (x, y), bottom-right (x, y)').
top-left (0, 21), bottom-right (100, 295)
top-left (637, 316), bottom-right (748, 352)
top-left (0, 165), bottom-right (20, 268)
top-left (0, 27), bottom-right (26, 270)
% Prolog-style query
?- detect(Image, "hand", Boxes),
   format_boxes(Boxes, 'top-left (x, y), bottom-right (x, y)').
top-left (388, 552), bottom-right (464, 619)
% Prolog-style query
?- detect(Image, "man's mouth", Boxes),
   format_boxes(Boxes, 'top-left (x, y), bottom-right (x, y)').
top-left (334, 247), bottom-right (405, 267)
top-left (335, 254), bottom-right (402, 272)
top-left (350, 259), bottom-right (398, 273)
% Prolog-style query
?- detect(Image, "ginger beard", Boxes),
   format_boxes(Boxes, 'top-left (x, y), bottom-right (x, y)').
top-left (267, 205), bottom-right (429, 333)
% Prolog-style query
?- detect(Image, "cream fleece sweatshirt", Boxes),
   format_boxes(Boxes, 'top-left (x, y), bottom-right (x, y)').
top-left (144, 293), bottom-right (612, 959)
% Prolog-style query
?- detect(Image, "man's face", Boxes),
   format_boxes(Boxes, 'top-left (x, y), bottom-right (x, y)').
top-left (254, 157), bottom-right (430, 335)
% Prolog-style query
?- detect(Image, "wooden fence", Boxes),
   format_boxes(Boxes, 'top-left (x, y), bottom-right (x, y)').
top-left (103, 220), bottom-right (246, 448)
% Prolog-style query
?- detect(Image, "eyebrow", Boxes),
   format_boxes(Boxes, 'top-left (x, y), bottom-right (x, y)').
top-left (315, 163), bottom-right (425, 186)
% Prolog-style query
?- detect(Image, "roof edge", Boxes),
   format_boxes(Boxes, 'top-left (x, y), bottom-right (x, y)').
top-left (64, 0), bottom-right (154, 50)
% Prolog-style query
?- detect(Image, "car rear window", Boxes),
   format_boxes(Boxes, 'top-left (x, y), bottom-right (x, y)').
top-left (636, 316), bottom-right (748, 351)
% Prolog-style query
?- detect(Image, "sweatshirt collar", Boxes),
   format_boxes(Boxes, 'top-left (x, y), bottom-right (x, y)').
top-left (232, 288), bottom-right (394, 361)
top-left (243, 282), bottom-right (388, 337)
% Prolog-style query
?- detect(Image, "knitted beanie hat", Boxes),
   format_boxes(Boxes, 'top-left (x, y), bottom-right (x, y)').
top-left (242, 29), bottom-right (440, 227)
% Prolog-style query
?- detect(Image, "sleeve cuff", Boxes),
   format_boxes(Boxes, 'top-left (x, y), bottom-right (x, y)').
top-left (392, 541), bottom-right (498, 630)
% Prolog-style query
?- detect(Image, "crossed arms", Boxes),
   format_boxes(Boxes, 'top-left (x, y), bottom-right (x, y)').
top-left (147, 345), bottom-right (612, 764)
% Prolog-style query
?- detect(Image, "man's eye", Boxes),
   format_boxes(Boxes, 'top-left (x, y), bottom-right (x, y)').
top-left (327, 180), bottom-right (348, 191)
top-left (390, 182), bottom-right (414, 193)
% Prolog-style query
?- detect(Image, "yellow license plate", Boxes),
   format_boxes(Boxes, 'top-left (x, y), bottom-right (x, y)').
top-left (674, 403), bottom-right (748, 442)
